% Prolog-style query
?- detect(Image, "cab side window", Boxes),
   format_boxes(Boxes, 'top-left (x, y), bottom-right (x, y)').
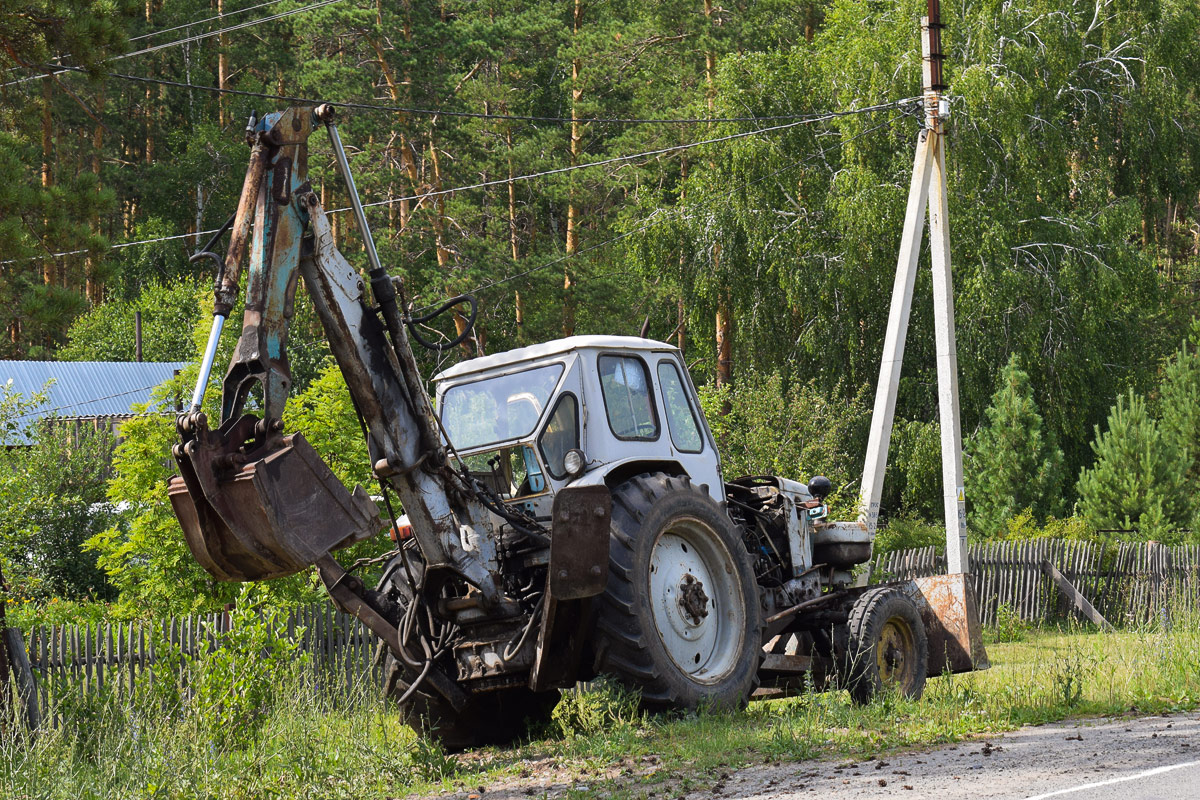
top-left (656, 361), bottom-right (703, 453)
top-left (598, 355), bottom-right (658, 440)
top-left (538, 394), bottom-right (579, 479)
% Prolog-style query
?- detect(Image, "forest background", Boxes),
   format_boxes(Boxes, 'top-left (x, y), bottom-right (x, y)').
top-left (2, 0), bottom-right (1200, 617)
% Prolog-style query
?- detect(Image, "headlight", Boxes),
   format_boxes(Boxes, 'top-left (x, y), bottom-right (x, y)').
top-left (563, 448), bottom-right (587, 477)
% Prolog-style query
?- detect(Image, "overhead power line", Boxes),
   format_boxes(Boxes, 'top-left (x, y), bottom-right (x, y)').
top-left (128, 0), bottom-right (289, 42)
top-left (15, 63), bottom-right (898, 126)
top-left (2, 0), bottom-right (346, 88)
top-left (3, 100), bottom-right (907, 265)
top-left (10, 381), bottom-right (174, 422)
top-left (413, 112), bottom-right (905, 311)
top-left (343, 102), bottom-right (908, 214)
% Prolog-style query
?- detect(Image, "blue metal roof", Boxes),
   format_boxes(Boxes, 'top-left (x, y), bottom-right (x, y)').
top-left (1, 360), bottom-right (189, 431)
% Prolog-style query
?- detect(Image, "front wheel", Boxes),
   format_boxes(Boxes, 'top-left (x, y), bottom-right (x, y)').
top-left (844, 587), bottom-right (928, 703)
top-left (594, 473), bottom-right (761, 709)
top-left (377, 554), bottom-right (558, 751)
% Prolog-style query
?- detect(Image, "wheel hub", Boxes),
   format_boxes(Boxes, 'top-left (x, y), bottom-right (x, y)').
top-left (648, 521), bottom-right (745, 683)
top-left (877, 618), bottom-right (915, 685)
top-left (677, 573), bottom-right (710, 625)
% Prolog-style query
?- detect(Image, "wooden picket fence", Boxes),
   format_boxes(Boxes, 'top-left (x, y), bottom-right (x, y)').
top-left (24, 603), bottom-right (381, 727)
top-left (872, 539), bottom-right (1200, 627)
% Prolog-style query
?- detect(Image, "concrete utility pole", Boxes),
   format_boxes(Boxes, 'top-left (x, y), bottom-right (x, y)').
top-left (857, 0), bottom-right (968, 574)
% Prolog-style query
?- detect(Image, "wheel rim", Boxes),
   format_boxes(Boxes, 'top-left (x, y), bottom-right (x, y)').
top-left (648, 517), bottom-right (746, 683)
top-left (876, 615), bottom-right (917, 691)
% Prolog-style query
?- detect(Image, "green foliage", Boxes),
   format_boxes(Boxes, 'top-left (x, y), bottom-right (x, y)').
top-left (872, 515), bottom-right (945, 557)
top-left (85, 395), bottom-right (228, 618)
top-left (698, 369), bottom-right (870, 518)
top-left (1155, 327), bottom-right (1200, 525)
top-left (190, 587), bottom-right (307, 748)
top-left (0, 421), bottom-right (117, 600)
top-left (283, 361), bottom-right (374, 491)
top-left (969, 355), bottom-right (1065, 536)
top-left (0, 378), bottom-right (49, 446)
top-left (0, 0), bottom-right (131, 74)
top-left (1076, 391), bottom-right (1189, 539)
top-left (58, 279), bottom-right (202, 362)
top-left (0, 379), bottom-right (114, 601)
top-left (884, 419), bottom-right (943, 522)
top-left (552, 677), bottom-right (641, 739)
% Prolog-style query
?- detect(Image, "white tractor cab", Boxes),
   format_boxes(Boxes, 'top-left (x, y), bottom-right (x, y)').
top-left (434, 335), bottom-right (726, 514)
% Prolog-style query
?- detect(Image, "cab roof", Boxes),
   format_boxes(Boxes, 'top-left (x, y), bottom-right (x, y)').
top-left (433, 335), bottom-right (678, 382)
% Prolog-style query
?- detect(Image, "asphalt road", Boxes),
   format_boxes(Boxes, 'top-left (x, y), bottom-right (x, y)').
top-left (685, 712), bottom-right (1200, 800)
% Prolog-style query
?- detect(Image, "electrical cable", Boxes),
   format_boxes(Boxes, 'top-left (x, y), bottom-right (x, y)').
top-left (342, 102), bottom-right (907, 215)
top-left (9, 0), bottom-right (291, 73)
top-left (1, 100), bottom-right (911, 266)
top-left (127, 0), bottom-right (291, 42)
top-left (10, 60), bottom-right (917, 125)
top-left (1, 0), bottom-right (346, 88)
top-left (411, 111), bottom-right (904, 312)
top-left (10, 381), bottom-right (175, 422)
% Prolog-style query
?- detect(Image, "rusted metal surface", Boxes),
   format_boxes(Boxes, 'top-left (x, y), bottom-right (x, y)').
top-left (901, 573), bottom-right (989, 675)
top-left (170, 412), bottom-right (379, 582)
top-left (220, 107), bottom-right (313, 425)
top-left (528, 487), bottom-right (613, 691)
top-left (547, 486), bottom-right (612, 600)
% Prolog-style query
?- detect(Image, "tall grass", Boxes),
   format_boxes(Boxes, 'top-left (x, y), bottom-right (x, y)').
top-left (4, 599), bottom-right (1199, 799)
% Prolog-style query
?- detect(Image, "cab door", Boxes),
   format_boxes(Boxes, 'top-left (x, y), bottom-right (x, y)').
top-left (652, 354), bottom-right (723, 500)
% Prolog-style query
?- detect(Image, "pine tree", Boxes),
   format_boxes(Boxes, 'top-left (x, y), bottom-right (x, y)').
top-left (968, 355), bottom-right (1064, 536)
top-left (1153, 325), bottom-right (1200, 525)
top-left (1076, 390), bottom-right (1188, 538)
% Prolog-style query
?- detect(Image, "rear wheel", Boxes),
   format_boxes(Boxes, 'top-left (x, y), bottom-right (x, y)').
top-left (844, 587), bottom-right (928, 703)
top-left (377, 555), bottom-right (559, 751)
top-left (381, 652), bottom-right (558, 751)
top-left (594, 473), bottom-right (761, 709)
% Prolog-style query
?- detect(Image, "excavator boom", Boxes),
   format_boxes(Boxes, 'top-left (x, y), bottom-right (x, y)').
top-left (169, 105), bottom-right (501, 600)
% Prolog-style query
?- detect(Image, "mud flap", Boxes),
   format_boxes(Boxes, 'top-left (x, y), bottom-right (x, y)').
top-left (169, 415), bottom-right (381, 582)
top-left (530, 486), bottom-right (612, 691)
top-left (899, 573), bottom-right (989, 675)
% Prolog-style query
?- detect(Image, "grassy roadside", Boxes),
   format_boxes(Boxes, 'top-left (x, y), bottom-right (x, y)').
top-left (3, 615), bottom-right (1199, 800)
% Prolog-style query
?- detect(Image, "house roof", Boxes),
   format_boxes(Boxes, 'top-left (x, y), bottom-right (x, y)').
top-left (1, 360), bottom-right (189, 436)
top-left (433, 335), bottom-right (678, 382)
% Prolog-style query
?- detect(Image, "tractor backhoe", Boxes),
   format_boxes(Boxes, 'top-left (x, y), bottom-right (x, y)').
top-left (169, 105), bottom-right (986, 750)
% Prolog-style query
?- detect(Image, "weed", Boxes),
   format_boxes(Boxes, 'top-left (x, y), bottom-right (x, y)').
top-left (552, 677), bottom-right (641, 739)
top-left (1050, 650), bottom-right (1088, 709)
top-left (990, 602), bottom-right (1030, 643)
top-left (409, 733), bottom-right (459, 782)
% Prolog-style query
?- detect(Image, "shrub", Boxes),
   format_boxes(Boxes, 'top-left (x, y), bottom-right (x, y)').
top-left (189, 586), bottom-right (308, 748)
top-left (873, 514), bottom-right (944, 556)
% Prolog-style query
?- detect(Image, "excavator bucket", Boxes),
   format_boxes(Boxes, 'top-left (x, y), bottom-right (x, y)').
top-left (169, 415), bottom-right (381, 582)
top-left (901, 573), bottom-right (989, 675)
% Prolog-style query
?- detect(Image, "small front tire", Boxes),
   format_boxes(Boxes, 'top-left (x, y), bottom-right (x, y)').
top-left (844, 587), bottom-right (928, 703)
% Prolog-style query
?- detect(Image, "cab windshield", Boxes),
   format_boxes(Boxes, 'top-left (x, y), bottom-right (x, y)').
top-left (440, 363), bottom-right (563, 451)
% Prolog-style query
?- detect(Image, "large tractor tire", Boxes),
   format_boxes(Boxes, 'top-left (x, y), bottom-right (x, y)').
top-left (844, 587), bottom-right (928, 703)
top-left (594, 473), bottom-right (762, 710)
top-left (377, 556), bottom-right (559, 751)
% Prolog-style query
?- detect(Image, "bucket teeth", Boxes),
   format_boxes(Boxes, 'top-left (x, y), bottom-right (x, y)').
top-left (169, 427), bottom-right (380, 582)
